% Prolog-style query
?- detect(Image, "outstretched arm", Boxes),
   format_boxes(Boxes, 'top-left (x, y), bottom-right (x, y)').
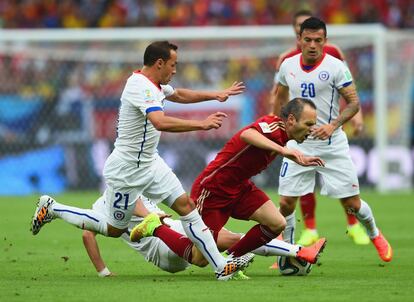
top-left (147, 110), bottom-right (227, 132)
top-left (240, 128), bottom-right (324, 167)
top-left (82, 231), bottom-right (114, 277)
top-left (167, 81), bottom-right (245, 104)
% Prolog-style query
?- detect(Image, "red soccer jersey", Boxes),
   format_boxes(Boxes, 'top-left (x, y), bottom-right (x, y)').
top-left (192, 115), bottom-right (288, 197)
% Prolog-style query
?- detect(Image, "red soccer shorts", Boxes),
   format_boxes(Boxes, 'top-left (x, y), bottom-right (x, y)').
top-left (191, 181), bottom-right (270, 241)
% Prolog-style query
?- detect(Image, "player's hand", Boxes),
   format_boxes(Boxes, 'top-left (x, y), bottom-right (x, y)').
top-left (201, 112), bottom-right (227, 130)
top-left (281, 147), bottom-right (306, 165)
top-left (311, 124), bottom-right (336, 140)
top-left (301, 156), bottom-right (325, 167)
top-left (158, 213), bottom-right (172, 227)
top-left (216, 81), bottom-right (245, 102)
top-left (350, 117), bottom-right (364, 137)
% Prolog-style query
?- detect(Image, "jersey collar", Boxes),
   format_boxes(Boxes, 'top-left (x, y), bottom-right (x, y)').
top-left (300, 53), bottom-right (326, 73)
top-left (134, 70), bottom-right (162, 91)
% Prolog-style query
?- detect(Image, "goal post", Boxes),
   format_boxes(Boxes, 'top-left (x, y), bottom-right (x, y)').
top-left (0, 24), bottom-right (411, 193)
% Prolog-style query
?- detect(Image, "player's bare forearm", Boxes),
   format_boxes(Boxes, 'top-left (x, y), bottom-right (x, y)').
top-left (169, 82), bottom-right (244, 104)
top-left (148, 111), bottom-right (227, 132)
top-left (332, 85), bottom-right (360, 129)
top-left (168, 88), bottom-right (217, 104)
top-left (240, 128), bottom-right (285, 154)
top-left (82, 231), bottom-right (106, 272)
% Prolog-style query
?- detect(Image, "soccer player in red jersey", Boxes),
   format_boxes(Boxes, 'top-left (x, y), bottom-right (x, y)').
top-left (190, 98), bottom-right (326, 258)
top-left (269, 10), bottom-right (368, 248)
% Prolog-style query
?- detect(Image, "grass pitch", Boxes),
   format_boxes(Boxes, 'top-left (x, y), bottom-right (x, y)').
top-left (1, 190), bottom-right (413, 302)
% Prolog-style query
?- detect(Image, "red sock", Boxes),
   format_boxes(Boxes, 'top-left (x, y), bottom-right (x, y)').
top-left (153, 225), bottom-right (194, 262)
top-left (300, 193), bottom-right (317, 229)
top-left (346, 212), bottom-right (358, 225)
top-left (227, 224), bottom-right (278, 257)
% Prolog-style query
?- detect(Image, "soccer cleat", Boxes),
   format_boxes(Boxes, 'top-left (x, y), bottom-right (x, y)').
top-left (130, 213), bottom-right (161, 242)
top-left (296, 237), bottom-right (327, 264)
top-left (347, 223), bottom-right (370, 245)
top-left (215, 253), bottom-right (255, 281)
top-left (31, 195), bottom-right (55, 235)
top-left (297, 228), bottom-right (319, 246)
top-left (231, 270), bottom-right (251, 280)
top-left (371, 231), bottom-right (393, 262)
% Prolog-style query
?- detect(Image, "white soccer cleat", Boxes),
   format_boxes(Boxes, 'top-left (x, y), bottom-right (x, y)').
top-left (30, 195), bottom-right (55, 235)
top-left (215, 253), bottom-right (255, 281)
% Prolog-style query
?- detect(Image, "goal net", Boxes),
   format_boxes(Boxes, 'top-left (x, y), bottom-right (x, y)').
top-left (0, 25), bottom-right (412, 194)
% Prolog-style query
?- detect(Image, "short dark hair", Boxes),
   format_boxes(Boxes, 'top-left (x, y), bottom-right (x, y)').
top-left (293, 9), bottom-right (312, 25)
top-left (143, 41), bottom-right (178, 66)
top-left (299, 17), bottom-right (327, 37)
top-left (281, 98), bottom-right (316, 121)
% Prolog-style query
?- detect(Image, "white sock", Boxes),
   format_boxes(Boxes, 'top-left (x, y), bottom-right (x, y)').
top-left (356, 200), bottom-right (379, 238)
top-left (252, 238), bottom-right (299, 257)
top-left (283, 211), bottom-right (296, 244)
top-left (180, 209), bottom-right (226, 271)
top-left (51, 202), bottom-right (108, 236)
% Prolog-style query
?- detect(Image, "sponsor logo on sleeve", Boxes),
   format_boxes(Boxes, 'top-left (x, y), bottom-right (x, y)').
top-left (259, 122), bottom-right (272, 133)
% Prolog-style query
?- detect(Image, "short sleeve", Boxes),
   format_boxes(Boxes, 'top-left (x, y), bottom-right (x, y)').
top-left (124, 78), bottom-right (164, 115)
top-left (335, 61), bottom-right (353, 89)
top-left (249, 118), bottom-right (285, 144)
top-left (277, 62), bottom-right (288, 86)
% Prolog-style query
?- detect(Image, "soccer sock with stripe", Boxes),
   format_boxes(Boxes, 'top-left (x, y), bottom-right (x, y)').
top-left (283, 211), bottom-right (296, 244)
top-left (227, 224), bottom-right (279, 257)
top-left (251, 237), bottom-right (300, 257)
top-left (355, 200), bottom-right (379, 238)
top-left (51, 202), bottom-right (108, 236)
top-left (180, 209), bottom-right (227, 271)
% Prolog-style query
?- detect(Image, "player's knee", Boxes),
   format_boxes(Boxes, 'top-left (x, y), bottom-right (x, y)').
top-left (279, 196), bottom-right (297, 216)
top-left (106, 224), bottom-right (126, 238)
top-left (171, 194), bottom-right (195, 215)
top-left (266, 216), bottom-right (286, 235)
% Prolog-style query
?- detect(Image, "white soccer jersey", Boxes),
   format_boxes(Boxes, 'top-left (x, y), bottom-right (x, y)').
top-left (277, 53), bottom-right (353, 134)
top-left (113, 71), bottom-right (175, 166)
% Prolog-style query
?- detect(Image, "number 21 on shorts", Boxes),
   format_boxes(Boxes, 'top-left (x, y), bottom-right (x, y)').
top-left (113, 192), bottom-right (130, 210)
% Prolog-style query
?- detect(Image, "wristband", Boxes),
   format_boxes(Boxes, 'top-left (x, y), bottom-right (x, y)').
top-left (98, 267), bottom-right (111, 277)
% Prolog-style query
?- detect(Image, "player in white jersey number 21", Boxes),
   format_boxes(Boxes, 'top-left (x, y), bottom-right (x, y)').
top-left (31, 41), bottom-right (254, 280)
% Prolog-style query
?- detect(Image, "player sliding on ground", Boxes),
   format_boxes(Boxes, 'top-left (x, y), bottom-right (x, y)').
top-left (30, 40), bottom-right (254, 281)
top-left (82, 195), bottom-right (326, 279)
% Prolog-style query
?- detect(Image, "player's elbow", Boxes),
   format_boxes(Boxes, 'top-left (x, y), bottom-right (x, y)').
top-left (82, 230), bottom-right (95, 242)
top-left (151, 118), bottom-right (169, 131)
top-left (240, 129), bottom-right (252, 143)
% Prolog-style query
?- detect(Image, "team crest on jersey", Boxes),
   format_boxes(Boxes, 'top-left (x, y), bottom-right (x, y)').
top-left (318, 71), bottom-right (330, 81)
top-left (114, 210), bottom-right (125, 221)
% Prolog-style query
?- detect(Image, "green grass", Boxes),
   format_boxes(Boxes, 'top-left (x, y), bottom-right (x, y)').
top-left (1, 191), bottom-right (413, 302)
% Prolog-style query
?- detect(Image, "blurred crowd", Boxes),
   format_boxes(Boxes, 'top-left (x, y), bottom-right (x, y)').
top-left (0, 0), bottom-right (414, 29)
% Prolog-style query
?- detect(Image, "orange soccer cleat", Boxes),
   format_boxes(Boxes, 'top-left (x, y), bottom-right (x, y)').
top-left (296, 238), bottom-right (327, 264)
top-left (371, 231), bottom-right (393, 262)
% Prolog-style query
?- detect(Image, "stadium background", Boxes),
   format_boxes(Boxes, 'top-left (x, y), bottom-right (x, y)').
top-left (0, 0), bottom-right (413, 196)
